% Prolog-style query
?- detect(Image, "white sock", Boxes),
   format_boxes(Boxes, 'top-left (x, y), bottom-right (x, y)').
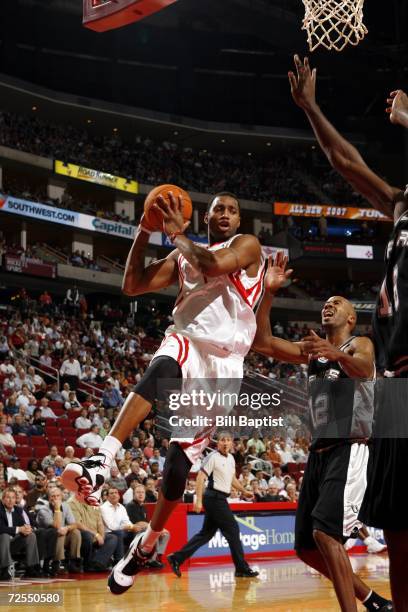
top-left (363, 590), bottom-right (373, 603)
top-left (140, 524), bottom-right (161, 554)
top-left (363, 536), bottom-right (373, 545)
top-left (98, 435), bottom-right (122, 464)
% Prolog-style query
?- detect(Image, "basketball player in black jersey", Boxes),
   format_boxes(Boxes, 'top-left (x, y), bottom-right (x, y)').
top-left (253, 253), bottom-right (392, 612)
top-left (288, 54), bottom-right (408, 610)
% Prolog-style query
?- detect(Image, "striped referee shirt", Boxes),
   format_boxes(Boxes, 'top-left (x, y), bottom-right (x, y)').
top-left (201, 451), bottom-right (236, 495)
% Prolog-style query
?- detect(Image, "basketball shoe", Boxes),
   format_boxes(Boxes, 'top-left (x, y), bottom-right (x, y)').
top-left (108, 531), bottom-right (155, 595)
top-left (61, 453), bottom-right (111, 505)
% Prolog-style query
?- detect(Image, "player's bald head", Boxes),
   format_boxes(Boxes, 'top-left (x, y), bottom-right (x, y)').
top-left (322, 296), bottom-right (357, 331)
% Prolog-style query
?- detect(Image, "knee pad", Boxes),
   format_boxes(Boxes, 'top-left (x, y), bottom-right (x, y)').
top-left (161, 443), bottom-right (192, 501)
top-left (134, 355), bottom-right (182, 404)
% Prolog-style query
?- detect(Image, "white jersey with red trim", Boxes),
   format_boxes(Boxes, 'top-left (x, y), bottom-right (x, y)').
top-left (166, 235), bottom-right (265, 357)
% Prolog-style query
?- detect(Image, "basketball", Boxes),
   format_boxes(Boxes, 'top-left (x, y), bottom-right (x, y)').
top-left (143, 184), bottom-right (193, 231)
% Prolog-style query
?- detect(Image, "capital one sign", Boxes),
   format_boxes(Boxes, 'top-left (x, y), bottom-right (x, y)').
top-left (83, 0), bottom-right (177, 32)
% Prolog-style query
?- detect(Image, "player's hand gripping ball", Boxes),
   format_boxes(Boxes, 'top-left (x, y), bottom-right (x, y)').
top-left (142, 184), bottom-right (192, 231)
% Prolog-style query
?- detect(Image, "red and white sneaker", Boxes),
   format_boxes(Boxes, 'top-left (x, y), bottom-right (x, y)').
top-left (61, 453), bottom-right (111, 506)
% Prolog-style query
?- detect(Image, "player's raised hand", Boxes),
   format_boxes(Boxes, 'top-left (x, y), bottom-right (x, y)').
top-left (289, 55), bottom-right (317, 111)
top-left (386, 90), bottom-right (408, 129)
top-left (264, 252), bottom-right (293, 295)
top-left (302, 330), bottom-right (341, 361)
top-left (154, 191), bottom-right (190, 236)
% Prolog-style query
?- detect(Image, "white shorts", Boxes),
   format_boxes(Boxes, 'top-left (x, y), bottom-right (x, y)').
top-left (152, 332), bottom-right (243, 463)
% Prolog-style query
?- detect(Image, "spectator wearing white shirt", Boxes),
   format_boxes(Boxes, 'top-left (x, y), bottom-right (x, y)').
top-left (27, 366), bottom-right (44, 388)
top-left (16, 386), bottom-right (37, 415)
top-left (247, 432), bottom-right (266, 455)
top-left (0, 357), bottom-right (16, 375)
top-left (41, 446), bottom-right (59, 471)
top-left (39, 398), bottom-right (58, 420)
top-left (63, 446), bottom-right (80, 466)
top-left (268, 466), bottom-right (285, 490)
top-left (64, 391), bottom-right (82, 411)
top-left (149, 449), bottom-right (165, 472)
top-left (60, 354), bottom-right (81, 390)
top-left (100, 487), bottom-right (137, 558)
top-left (61, 383), bottom-right (71, 403)
top-left (0, 423), bottom-right (16, 448)
top-left (75, 408), bottom-right (92, 430)
top-left (7, 457), bottom-right (29, 481)
top-left (76, 425), bottom-right (104, 449)
top-left (238, 465), bottom-right (254, 488)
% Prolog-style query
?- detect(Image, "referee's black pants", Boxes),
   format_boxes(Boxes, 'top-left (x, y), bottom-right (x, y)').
top-left (172, 490), bottom-right (249, 572)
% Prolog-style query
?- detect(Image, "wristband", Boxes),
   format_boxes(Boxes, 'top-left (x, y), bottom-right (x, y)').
top-left (54, 510), bottom-right (61, 513)
top-left (168, 231), bottom-right (185, 243)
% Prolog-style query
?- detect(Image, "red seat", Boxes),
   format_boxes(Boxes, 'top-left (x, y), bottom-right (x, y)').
top-left (286, 462), bottom-right (298, 473)
top-left (47, 436), bottom-right (65, 446)
top-left (14, 435), bottom-right (30, 446)
top-left (35, 447), bottom-right (50, 460)
top-left (49, 401), bottom-right (63, 410)
top-left (64, 436), bottom-right (79, 446)
top-left (31, 436), bottom-right (47, 446)
top-left (17, 479), bottom-right (30, 491)
top-left (18, 457), bottom-right (31, 470)
top-left (59, 420), bottom-right (75, 429)
top-left (45, 426), bottom-right (60, 435)
top-left (15, 446), bottom-right (33, 457)
top-left (53, 408), bottom-right (65, 417)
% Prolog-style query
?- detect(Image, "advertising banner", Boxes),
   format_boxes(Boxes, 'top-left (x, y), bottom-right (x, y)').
top-left (4, 255), bottom-right (57, 279)
top-left (187, 512), bottom-right (295, 557)
top-left (54, 160), bottom-right (138, 194)
top-left (274, 202), bottom-right (390, 222)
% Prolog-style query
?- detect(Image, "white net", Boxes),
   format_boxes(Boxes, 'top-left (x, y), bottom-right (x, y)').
top-left (302, 0), bottom-right (367, 52)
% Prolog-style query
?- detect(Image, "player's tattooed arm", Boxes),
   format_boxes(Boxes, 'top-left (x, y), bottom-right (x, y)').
top-left (386, 90), bottom-right (408, 129)
top-left (289, 54), bottom-right (403, 220)
top-left (253, 253), bottom-right (308, 364)
top-left (122, 222), bottom-right (179, 296)
top-left (303, 333), bottom-right (375, 379)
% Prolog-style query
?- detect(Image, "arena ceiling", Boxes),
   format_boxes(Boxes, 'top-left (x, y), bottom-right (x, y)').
top-left (0, 0), bottom-right (406, 158)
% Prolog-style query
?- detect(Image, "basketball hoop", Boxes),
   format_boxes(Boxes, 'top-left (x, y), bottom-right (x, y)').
top-left (302, 0), bottom-right (368, 52)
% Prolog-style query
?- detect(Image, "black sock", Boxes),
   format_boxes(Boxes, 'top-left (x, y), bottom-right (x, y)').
top-left (363, 591), bottom-right (391, 611)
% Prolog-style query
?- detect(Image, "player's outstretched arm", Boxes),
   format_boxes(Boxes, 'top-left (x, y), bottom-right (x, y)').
top-left (289, 55), bottom-right (403, 220)
top-left (155, 192), bottom-right (262, 277)
top-left (122, 217), bottom-right (178, 296)
top-left (386, 90), bottom-right (408, 129)
top-left (253, 254), bottom-right (308, 365)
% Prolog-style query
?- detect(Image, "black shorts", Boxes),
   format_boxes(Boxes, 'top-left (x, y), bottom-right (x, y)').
top-left (359, 438), bottom-right (408, 531)
top-left (295, 442), bottom-right (369, 550)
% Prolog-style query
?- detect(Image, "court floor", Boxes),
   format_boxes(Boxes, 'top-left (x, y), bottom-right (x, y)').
top-left (0, 553), bottom-right (391, 611)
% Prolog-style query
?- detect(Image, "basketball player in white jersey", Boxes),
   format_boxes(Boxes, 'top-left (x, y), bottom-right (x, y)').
top-left (61, 190), bottom-right (264, 594)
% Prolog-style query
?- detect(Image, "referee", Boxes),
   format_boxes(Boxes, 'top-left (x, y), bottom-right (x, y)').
top-left (167, 432), bottom-right (259, 578)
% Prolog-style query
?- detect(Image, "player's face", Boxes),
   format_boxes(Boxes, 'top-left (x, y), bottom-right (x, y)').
top-left (321, 296), bottom-right (354, 329)
top-left (217, 435), bottom-right (233, 454)
top-left (206, 196), bottom-right (240, 240)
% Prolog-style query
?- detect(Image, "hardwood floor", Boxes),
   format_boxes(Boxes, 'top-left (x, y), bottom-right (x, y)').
top-left (0, 554), bottom-right (391, 611)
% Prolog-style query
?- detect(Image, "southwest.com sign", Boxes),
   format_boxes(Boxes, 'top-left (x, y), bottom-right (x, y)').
top-left (0, 194), bottom-right (144, 241)
top-left (187, 512), bottom-right (295, 557)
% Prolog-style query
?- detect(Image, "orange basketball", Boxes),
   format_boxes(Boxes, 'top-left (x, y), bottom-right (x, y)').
top-left (143, 184), bottom-right (193, 231)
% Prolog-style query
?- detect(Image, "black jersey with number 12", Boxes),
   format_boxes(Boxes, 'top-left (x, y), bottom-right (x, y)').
top-left (308, 337), bottom-right (374, 451)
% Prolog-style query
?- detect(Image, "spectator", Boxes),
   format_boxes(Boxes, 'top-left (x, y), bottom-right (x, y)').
top-left (238, 465), bottom-right (254, 488)
top-left (41, 446), bottom-right (60, 471)
top-left (76, 424), bottom-right (104, 449)
top-left (0, 423), bottom-right (15, 448)
top-left (125, 460), bottom-right (147, 488)
top-left (30, 407), bottom-right (45, 435)
top-left (144, 478), bottom-right (158, 503)
top-left (36, 487), bottom-right (81, 573)
top-left (125, 484), bottom-right (169, 569)
top-left (63, 446), bottom-right (80, 466)
top-left (47, 381), bottom-right (63, 402)
top-left (0, 487), bottom-right (41, 579)
top-left (99, 418), bottom-right (111, 440)
top-left (64, 391), bottom-right (82, 411)
top-left (68, 495), bottom-right (119, 572)
top-left (100, 487), bottom-right (137, 559)
top-left (269, 466), bottom-right (285, 490)
top-left (106, 466), bottom-right (128, 492)
top-left (247, 432), bottom-right (265, 455)
top-left (263, 484), bottom-right (287, 502)
top-left (60, 353), bottom-right (81, 391)
top-left (183, 479), bottom-right (196, 503)
top-left (25, 459), bottom-right (43, 485)
top-left (39, 397), bottom-right (58, 420)
top-left (7, 457), bottom-right (29, 482)
top-left (53, 456), bottom-right (65, 477)
top-left (75, 408), bottom-right (92, 430)
top-left (26, 473), bottom-right (48, 510)
top-left (102, 381), bottom-right (123, 409)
